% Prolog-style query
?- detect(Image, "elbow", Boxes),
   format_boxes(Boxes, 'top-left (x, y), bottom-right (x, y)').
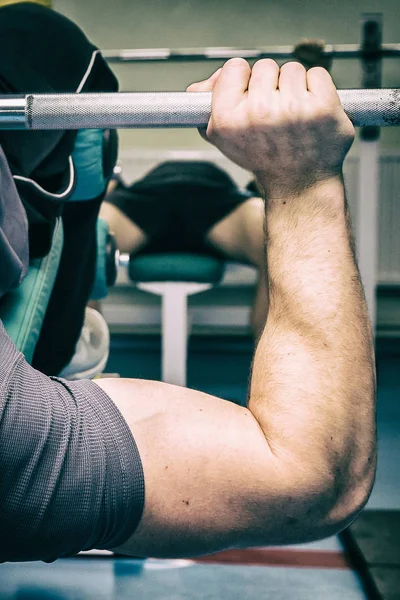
top-left (252, 455), bottom-right (377, 547)
top-left (325, 462), bottom-right (376, 534)
top-left (301, 457), bottom-right (377, 540)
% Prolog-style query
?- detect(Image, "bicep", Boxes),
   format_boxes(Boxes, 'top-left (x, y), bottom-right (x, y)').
top-left (94, 378), bottom-right (308, 558)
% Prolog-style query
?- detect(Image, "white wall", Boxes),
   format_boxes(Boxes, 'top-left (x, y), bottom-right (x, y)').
top-left (53, 0), bottom-right (400, 152)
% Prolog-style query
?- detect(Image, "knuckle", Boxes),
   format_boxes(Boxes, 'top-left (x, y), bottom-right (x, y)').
top-left (312, 100), bottom-right (338, 120)
top-left (249, 96), bottom-right (270, 120)
top-left (283, 99), bottom-right (301, 117)
top-left (281, 61), bottom-right (306, 73)
top-left (224, 57), bottom-right (250, 70)
top-left (308, 66), bottom-right (329, 77)
top-left (253, 58), bottom-right (279, 71)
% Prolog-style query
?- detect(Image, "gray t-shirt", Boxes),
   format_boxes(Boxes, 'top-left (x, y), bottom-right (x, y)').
top-left (0, 145), bottom-right (145, 560)
top-left (0, 146), bottom-right (28, 299)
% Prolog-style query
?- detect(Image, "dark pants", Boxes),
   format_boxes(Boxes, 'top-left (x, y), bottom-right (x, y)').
top-left (32, 196), bottom-right (103, 376)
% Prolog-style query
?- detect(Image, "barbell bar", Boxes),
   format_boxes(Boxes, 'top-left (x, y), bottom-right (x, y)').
top-left (0, 89), bottom-right (399, 130)
top-left (102, 44), bottom-right (400, 63)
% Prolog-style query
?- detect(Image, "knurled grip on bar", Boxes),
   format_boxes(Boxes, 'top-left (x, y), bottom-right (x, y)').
top-left (0, 89), bottom-right (399, 130)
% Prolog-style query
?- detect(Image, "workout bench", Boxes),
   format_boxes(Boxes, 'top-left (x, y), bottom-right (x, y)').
top-left (126, 252), bottom-right (225, 387)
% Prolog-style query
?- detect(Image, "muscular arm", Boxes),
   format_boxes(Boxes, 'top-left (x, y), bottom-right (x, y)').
top-left (105, 180), bottom-right (374, 558)
top-left (244, 62), bottom-right (376, 528)
top-left (104, 176), bottom-right (375, 558)
top-left (0, 59), bottom-right (376, 563)
top-left (249, 177), bottom-right (375, 537)
top-left (106, 61), bottom-right (375, 556)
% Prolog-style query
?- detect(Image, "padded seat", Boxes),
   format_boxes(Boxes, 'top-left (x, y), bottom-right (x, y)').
top-left (128, 252), bottom-right (226, 387)
top-left (129, 252), bottom-right (225, 284)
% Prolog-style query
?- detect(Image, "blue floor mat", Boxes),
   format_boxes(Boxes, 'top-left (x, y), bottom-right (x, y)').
top-left (0, 558), bottom-right (367, 600)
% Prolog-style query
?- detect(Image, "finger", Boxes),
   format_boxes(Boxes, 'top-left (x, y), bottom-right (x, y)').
top-left (186, 68), bottom-right (222, 93)
top-left (248, 59), bottom-right (279, 99)
top-left (190, 72), bottom-right (223, 140)
top-left (306, 67), bottom-right (340, 105)
top-left (278, 61), bottom-right (308, 101)
top-left (187, 69), bottom-right (223, 142)
top-left (212, 58), bottom-right (251, 113)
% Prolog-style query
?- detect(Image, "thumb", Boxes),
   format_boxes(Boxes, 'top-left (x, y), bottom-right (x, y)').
top-left (186, 67), bottom-right (222, 93)
top-left (186, 68), bottom-right (222, 142)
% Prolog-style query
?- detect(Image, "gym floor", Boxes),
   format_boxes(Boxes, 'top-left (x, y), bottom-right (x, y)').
top-left (0, 334), bottom-right (398, 599)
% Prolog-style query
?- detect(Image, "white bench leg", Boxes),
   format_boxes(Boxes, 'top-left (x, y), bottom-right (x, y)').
top-left (162, 284), bottom-right (188, 386)
top-left (138, 282), bottom-right (211, 386)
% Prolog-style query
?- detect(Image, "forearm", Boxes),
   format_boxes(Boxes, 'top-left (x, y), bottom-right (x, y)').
top-left (249, 176), bottom-right (376, 499)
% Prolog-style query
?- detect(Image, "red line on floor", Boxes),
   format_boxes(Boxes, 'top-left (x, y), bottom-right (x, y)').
top-left (194, 548), bottom-right (352, 570)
